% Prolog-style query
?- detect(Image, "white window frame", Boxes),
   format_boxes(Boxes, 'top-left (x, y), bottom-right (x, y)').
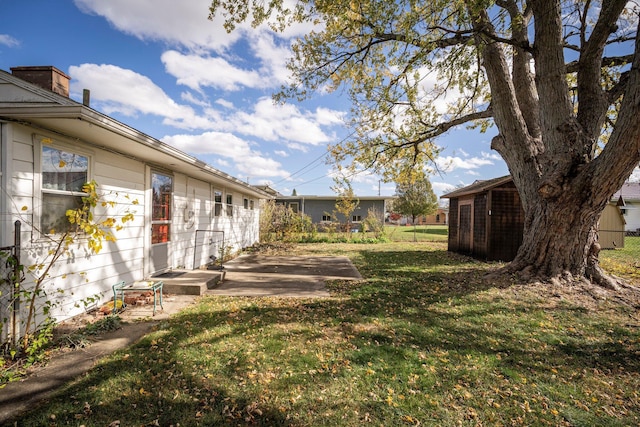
top-left (226, 193), bottom-right (233, 217)
top-left (214, 189), bottom-right (223, 217)
top-left (36, 137), bottom-right (92, 236)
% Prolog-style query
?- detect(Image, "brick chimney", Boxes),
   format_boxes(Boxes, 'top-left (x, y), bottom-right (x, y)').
top-left (10, 66), bottom-right (70, 97)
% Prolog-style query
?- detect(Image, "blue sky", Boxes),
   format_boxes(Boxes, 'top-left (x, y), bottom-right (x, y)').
top-left (0, 0), bottom-right (513, 199)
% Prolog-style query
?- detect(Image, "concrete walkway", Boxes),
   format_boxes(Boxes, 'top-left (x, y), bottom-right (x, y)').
top-left (207, 255), bottom-right (362, 297)
top-left (0, 255), bottom-right (362, 423)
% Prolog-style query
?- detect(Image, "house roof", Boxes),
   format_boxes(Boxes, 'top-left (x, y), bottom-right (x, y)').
top-left (275, 195), bottom-right (391, 201)
top-left (0, 68), bottom-right (270, 199)
top-left (440, 175), bottom-right (513, 199)
top-left (612, 182), bottom-right (640, 202)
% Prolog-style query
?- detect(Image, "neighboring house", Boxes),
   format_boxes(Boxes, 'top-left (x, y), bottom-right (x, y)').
top-left (0, 66), bottom-right (268, 337)
top-left (441, 175), bottom-right (626, 262)
top-left (274, 195), bottom-right (388, 227)
top-left (413, 207), bottom-right (449, 225)
top-left (612, 181), bottom-right (640, 233)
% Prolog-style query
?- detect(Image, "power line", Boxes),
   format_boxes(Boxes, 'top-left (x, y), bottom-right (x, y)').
top-left (273, 128), bottom-right (358, 186)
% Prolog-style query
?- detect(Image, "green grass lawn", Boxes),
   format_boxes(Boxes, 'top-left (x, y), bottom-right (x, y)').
top-left (600, 236), bottom-right (640, 281)
top-left (13, 241), bottom-right (640, 426)
top-left (385, 224), bottom-right (449, 242)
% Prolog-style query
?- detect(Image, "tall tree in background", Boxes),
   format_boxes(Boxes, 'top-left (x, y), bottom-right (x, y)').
top-left (332, 177), bottom-right (359, 235)
top-left (209, 1), bottom-right (640, 289)
top-left (393, 176), bottom-right (438, 241)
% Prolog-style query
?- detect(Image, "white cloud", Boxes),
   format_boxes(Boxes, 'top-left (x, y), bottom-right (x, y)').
top-left (74, 0), bottom-right (242, 51)
top-left (315, 107), bottom-right (346, 126)
top-left (162, 132), bottom-right (289, 178)
top-left (228, 97), bottom-right (339, 146)
top-left (432, 181), bottom-right (456, 196)
top-left (481, 151), bottom-right (502, 161)
top-left (629, 166), bottom-right (640, 182)
top-left (161, 50), bottom-right (268, 91)
top-left (0, 34), bottom-right (19, 48)
top-left (68, 63), bottom-right (344, 151)
top-left (74, 0), bottom-right (302, 95)
top-left (181, 91), bottom-right (210, 108)
top-left (215, 99), bottom-right (235, 109)
top-left (247, 31), bottom-right (293, 86)
top-left (69, 64), bottom-right (206, 128)
top-left (436, 153), bottom-right (495, 173)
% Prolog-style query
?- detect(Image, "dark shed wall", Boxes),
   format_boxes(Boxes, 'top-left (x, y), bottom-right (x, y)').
top-left (473, 193), bottom-right (488, 258)
top-left (448, 198), bottom-right (459, 251)
top-left (446, 180), bottom-right (524, 262)
top-left (488, 187), bottom-right (524, 261)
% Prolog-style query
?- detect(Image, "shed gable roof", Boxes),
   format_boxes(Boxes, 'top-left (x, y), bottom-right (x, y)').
top-left (441, 175), bottom-right (513, 199)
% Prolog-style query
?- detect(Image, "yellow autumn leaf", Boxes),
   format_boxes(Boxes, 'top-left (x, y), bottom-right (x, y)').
top-left (21, 206), bottom-right (28, 211)
top-left (58, 160), bottom-right (66, 168)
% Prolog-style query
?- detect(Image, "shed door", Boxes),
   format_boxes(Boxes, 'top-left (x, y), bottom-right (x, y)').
top-left (458, 203), bottom-right (473, 253)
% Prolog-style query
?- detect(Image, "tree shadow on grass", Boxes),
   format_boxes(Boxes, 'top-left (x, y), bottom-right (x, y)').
top-left (12, 246), bottom-right (640, 425)
top-left (12, 323), bottom-right (291, 426)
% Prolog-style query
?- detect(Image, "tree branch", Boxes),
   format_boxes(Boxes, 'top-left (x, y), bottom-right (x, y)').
top-left (576, 0), bottom-right (628, 140)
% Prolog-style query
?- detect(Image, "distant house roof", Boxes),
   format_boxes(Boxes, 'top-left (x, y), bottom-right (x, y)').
top-left (441, 175), bottom-right (513, 199)
top-left (253, 185), bottom-right (280, 197)
top-left (276, 195), bottom-right (391, 201)
top-left (612, 182), bottom-right (640, 202)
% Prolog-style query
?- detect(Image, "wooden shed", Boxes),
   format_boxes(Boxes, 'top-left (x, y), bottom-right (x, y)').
top-left (442, 176), bottom-right (524, 261)
top-left (599, 199), bottom-right (626, 249)
top-left (442, 176), bottom-right (626, 261)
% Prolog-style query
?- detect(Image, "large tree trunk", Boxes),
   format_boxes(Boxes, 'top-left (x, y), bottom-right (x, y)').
top-left (503, 190), bottom-right (618, 289)
top-left (473, 2), bottom-right (640, 289)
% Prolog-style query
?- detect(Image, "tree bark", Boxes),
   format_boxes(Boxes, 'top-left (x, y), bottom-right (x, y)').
top-left (480, 2), bottom-right (640, 288)
top-left (503, 184), bottom-right (619, 289)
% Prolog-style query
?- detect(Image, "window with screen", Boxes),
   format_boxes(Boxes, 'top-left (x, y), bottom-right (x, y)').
top-left (214, 190), bottom-right (222, 216)
top-left (226, 194), bottom-right (233, 216)
top-left (41, 145), bottom-right (88, 234)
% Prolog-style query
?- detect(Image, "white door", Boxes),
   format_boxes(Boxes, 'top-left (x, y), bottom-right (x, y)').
top-left (149, 171), bottom-right (173, 275)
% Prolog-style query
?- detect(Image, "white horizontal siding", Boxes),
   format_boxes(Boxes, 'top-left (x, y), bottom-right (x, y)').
top-left (3, 120), bottom-right (263, 329)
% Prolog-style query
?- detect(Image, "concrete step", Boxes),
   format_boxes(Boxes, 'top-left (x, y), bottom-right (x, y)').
top-left (152, 270), bottom-right (225, 295)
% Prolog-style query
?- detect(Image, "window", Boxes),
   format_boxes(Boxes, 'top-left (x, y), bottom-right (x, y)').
top-left (41, 145), bottom-right (88, 234)
top-left (436, 214), bottom-right (440, 223)
top-left (352, 215), bottom-right (362, 222)
top-left (244, 198), bottom-right (249, 209)
top-left (151, 172), bottom-right (172, 244)
top-left (250, 200), bottom-right (254, 210)
top-left (226, 194), bottom-right (233, 216)
top-left (214, 190), bottom-right (222, 216)
top-left (289, 202), bottom-right (299, 213)
top-left (322, 215), bottom-right (332, 222)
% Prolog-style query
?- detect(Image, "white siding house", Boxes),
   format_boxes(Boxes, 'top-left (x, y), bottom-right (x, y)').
top-left (613, 182), bottom-right (640, 233)
top-left (0, 66), bottom-right (268, 338)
